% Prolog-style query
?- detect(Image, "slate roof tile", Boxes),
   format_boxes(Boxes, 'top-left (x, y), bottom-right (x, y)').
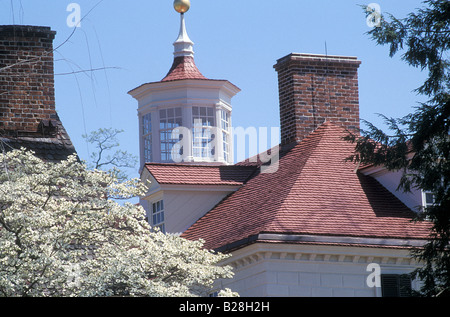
top-left (181, 122), bottom-right (433, 251)
top-left (161, 56), bottom-right (207, 82)
top-left (1, 115), bottom-right (77, 163)
top-left (145, 163), bottom-right (257, 186)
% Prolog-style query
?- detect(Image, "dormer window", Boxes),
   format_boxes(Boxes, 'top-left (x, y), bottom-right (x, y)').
top-left (151, 199), bottom-right (165, 233)
top-left (422, 190), bottom-right (435, 210)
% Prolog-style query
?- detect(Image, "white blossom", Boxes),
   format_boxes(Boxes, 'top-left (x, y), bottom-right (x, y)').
top-left (0, 149), bottom-right (236, 297)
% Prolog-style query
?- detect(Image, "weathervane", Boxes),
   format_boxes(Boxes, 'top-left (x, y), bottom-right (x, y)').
top-left (173, 0), bottom-right (191, 14)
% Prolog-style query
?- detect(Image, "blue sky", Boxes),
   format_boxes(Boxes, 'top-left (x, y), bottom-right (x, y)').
top-left (1, 0), bottom-right (428, 178)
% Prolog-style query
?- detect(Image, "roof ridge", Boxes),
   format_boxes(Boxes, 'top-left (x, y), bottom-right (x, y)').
top-left (258, 123), bottom-right (333, 232)
top-left (181, 124), bottom-right (327, 244)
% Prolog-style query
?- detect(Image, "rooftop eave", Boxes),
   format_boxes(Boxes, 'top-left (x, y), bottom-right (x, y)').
top-left (358, 152), bottom-right (415, 176)
top-left (128, 78), bottom-right (241, 100)
top-left (214, 232), bottom-right (429, 254)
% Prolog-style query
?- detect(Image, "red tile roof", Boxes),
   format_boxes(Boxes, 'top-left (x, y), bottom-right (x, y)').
top-left (144, 163), bottom-right (257, 186)
top-left (161, 56), bottom-right (207, 82)
top-left (181, 122), bottom-right (432, 251)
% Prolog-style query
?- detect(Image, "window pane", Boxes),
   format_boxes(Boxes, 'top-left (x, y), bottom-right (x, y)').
top-left (426, 193), bottom-right (434, 205)
top-left (159, 108), bottom-right (182, 162)
top-left (151, 199), bottom-right (165, 233)
top-left (381, 274), bottom-right (412, 297)
top-left (142, 113), bottom-right (152, 135)
top-left (144, 134), bottom-right (152, 162)
top-left (192, 106), bottom-right (216, 159)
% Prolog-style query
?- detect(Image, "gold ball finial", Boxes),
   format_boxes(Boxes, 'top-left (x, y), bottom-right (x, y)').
top-left (174, 0), bottom-right (190, 13)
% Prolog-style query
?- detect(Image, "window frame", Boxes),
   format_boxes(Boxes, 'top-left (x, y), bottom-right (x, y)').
top-left (151, 199), bottom-right (165, 233)
top-left (192, 106), bottom-right (216, 160)
top-left (159, 107), bottom-right (183, 162)
top-left (220, 109), bottom-right (231, 163)
top-left (142, 112), bottom-right (153, 163)
top-left (381, 274), bottom-right (412, 297)
top-left (422, 190), bottom-right (435, 210)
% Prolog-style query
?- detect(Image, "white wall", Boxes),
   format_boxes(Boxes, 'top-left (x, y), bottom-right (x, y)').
top-left (217, 243), bottom-right (422, 297)
top-left (141, 170), bottom-right (240, 234)
top-left (162, 189), bottom-right (233, 234)
top-left (361, 168), bottom-right (423, 213)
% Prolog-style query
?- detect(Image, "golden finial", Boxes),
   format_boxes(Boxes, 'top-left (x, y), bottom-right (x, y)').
top-left (173, 0), bottom-right (190, 14)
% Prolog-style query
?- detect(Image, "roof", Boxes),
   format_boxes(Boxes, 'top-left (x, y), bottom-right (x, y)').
top-left (144, 163), bottom-right (257, 186)
top-left (161, 56), bottom-right (207, 82)
top-left (0, 115), bottom-right (77, 162)
top-left (181, 122), bottom-right (432, 251)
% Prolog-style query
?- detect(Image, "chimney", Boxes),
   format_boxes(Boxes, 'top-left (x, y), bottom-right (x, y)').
top-left (274, 53), bottom-right (361, 146)
top-left (0, 25), bottom-right (57, 135)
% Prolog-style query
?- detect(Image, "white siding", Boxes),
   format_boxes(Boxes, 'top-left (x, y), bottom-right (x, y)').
top-left (361, 168), bottom-right (423, 213)
top-left (217, 243), bottom-right (422, 297)
top-left (162, 189), bottom-right (233, 234)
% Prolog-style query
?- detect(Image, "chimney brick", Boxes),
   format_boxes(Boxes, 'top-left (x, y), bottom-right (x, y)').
top-left (274, 53), bottom-right (361, 146)
top-left (0, 25), bottom-right (57, 135)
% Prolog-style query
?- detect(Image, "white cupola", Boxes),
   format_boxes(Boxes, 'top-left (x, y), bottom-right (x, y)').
top-left (129, 3), bottom-right (240, 169)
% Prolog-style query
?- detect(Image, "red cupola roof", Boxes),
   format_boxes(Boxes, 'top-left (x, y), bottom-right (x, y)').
top-left (161, 55), bottom-right (207, 82)
top-left (160, 11), bottom-right (208, 82)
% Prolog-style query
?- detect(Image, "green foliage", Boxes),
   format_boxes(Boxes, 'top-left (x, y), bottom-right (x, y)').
top-left (348, 0), bottom-right (450, 296)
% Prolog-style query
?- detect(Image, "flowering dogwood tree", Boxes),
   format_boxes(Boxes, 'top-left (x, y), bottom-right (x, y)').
top-left (0, 149), bottom-right (237, 297)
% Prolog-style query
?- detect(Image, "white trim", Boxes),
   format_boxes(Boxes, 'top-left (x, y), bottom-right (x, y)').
top-left (173, 13), bottom-right (194, 58)
top-left (219, 243), bottom-right (422, 283)
top-left (256, 233), bottom-right (427, 248)
top-left (146, 184), bottom-right (241, 197)
top-left (129, 79), bottom-right (240, 100)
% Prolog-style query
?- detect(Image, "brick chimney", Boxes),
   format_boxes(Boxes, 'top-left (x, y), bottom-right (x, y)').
top-left (274, 53), bottom-right (361, 146)
top-left (0, 25), bottom-right (57, 136)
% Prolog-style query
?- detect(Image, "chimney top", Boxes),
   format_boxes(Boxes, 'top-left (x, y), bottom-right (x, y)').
top-left (0, 24), bottom-right (57, 135)
top-left (275, 53), bottom-right (360, 64)
top-left (274, 52), bottom-right (361, 146)
top-left (0, 25), bottom-right (56, 38)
